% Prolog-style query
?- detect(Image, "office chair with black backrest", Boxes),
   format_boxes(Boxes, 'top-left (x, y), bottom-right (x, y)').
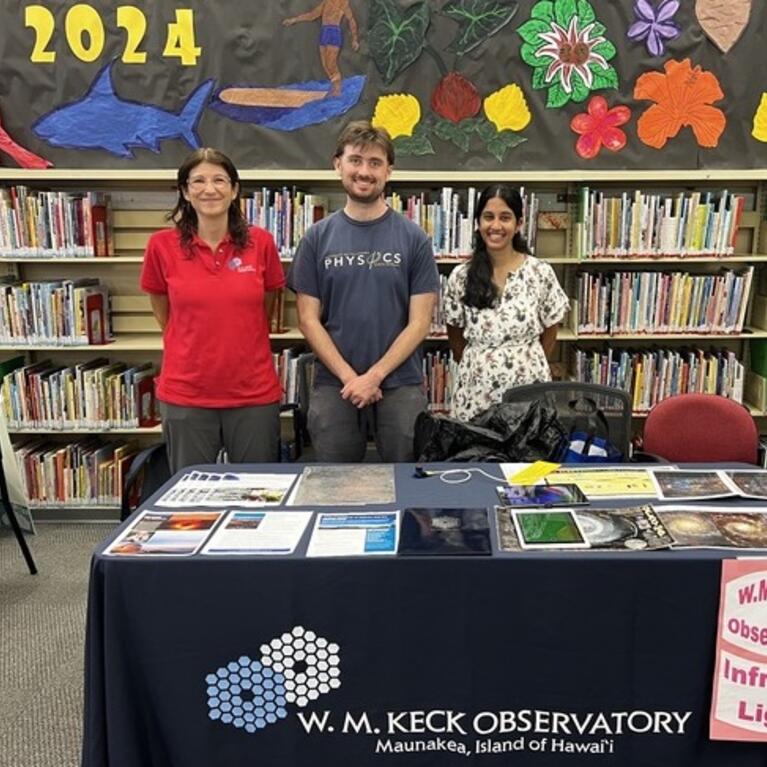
top-left (294, 352), bottom-right (316, 453)
top-left (120, 442), bottom-right (170, 521)
top-left (502, 381), bottom-right (633, 461)
top-left (642, 393), bottom-right (758, 464)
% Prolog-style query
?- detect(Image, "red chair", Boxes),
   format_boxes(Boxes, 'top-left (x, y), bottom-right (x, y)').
top-left (643, 393), bottom-right (758, 464)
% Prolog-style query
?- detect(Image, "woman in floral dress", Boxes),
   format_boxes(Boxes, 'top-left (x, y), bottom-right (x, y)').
top-left (444, 185), bottom-right (569, 421)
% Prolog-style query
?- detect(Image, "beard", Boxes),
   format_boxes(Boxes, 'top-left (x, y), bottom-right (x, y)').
top-left (342, 175), bottom-right (385, 204)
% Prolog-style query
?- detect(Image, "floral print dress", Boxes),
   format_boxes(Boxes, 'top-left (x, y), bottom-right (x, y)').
top-left (443, 257), bottom-right (569, 421)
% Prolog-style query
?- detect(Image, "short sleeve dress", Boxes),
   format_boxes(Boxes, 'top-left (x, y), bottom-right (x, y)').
top-left (443, 256), bottom-right (569, 421)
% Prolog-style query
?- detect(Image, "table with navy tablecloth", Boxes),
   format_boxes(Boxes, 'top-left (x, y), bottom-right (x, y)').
top-left (81, 463), bottom-right (767, 767)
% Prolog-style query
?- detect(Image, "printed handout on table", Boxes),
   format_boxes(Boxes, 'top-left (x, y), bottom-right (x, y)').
top-left (105, 510), bottom-right (224, 556)
top-left (306, 511), bottom-right (399, 557)
top-left (155, 472), bottom-right (297, 507)
top-left (201, 510), bottom-right (312, 555)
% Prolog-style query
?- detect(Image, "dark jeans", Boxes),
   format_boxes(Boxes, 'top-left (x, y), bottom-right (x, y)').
top-left (307, 384), bottom-right (427, 462)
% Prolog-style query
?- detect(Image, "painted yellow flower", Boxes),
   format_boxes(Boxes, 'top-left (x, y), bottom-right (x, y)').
top-left (752, 93), bottom-right (767, 142)
top-left (484, 84), bottom-right (532, 132)
top-left (372, 94), bottom-right (421, 139)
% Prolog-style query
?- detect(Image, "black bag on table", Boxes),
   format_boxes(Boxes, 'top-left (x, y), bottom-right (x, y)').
top-left (414, 401), bottom-right (567, 462)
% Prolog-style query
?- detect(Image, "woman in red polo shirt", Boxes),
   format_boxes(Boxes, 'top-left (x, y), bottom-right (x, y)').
top-left (140, 148), bottom-right (285, 472)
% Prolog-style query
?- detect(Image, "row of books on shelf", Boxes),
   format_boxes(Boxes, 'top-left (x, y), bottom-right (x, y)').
top-left (572, 347), bottom-right (745, 412)
top-left (424, 347), bottom-right (746, 419)
top-left (0, 187), bottom-right (113, 257)
top-left (423, 351), bottom-right (457, 413)
top-left (0, 277), bottom-right (111, 345)
top-left (3, 183), bottom-right (755, 263)
top-left (240, 186), bottom-right (543, 259)
top-left (388, 187), bottom-right (541, 258)
top-left (14, 438), bottom-right (137, 507)
top-left (575, 187), bottom-right (745, 258)
top-left (576, 267), bottom-right (754, 334)
top-left (273, 348), bottom-right (302, 406)
top-left (242, 188), bottom-right (327, 259)
top-left (1, 356), bottom-right (158, 430)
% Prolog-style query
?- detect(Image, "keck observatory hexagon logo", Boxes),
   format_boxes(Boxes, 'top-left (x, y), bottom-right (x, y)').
top-left (205, 626), bottom-right (341, 734)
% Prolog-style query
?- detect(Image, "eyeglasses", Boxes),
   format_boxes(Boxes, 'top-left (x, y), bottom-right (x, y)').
top-left (187, 175), bottom-right (232, 191)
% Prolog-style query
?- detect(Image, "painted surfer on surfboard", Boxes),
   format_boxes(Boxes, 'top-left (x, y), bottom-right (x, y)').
top-left (283, 0), bottom-right (360, 97)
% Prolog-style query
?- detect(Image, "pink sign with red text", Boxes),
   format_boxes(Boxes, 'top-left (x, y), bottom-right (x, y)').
top-left (710, 559), bottom-right (767, 741)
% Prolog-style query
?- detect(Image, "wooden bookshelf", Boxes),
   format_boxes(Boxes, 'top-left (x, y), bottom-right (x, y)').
top-left (2, 170), bottom-right (767, 514)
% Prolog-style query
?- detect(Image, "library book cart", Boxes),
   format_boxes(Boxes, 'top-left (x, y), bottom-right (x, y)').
top-left (0, 167), bottom-right (766, 519)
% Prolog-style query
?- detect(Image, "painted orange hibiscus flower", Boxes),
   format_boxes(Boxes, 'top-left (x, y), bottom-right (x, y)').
top-left (634, 58), bottom-right (726, 149)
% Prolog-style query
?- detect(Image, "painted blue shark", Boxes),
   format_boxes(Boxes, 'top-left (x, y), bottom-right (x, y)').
top-left (210, 76), bottom-right (365, 131)
top-left (33, 63), bottom-right (214, 158)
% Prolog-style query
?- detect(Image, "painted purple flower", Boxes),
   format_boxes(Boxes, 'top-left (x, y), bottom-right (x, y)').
top-left (627, 0), bottom-right (681, 57)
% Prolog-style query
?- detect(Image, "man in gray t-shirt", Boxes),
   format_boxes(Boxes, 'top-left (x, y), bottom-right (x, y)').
top-left (287, 120), bottom-right (439, 462)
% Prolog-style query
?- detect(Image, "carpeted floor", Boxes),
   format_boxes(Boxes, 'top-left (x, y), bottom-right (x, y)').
top-left (0, 522), bottom-right (114, 767)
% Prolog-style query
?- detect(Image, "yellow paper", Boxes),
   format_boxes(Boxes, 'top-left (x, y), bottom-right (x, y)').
top-left (507, 461), bottom-right (560, 485)
top-left (547, 469), bottom-right (656, 498)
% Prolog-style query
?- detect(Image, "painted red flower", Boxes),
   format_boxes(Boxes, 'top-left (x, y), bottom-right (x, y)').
top-left (430, 72), bottom-right (481, 123)
top-left (570, 96), bottom-right (631, 160)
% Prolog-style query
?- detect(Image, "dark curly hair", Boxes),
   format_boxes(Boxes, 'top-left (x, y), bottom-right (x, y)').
top-left (168, 148), bottom-right (250, 254)
top-left (463, 185), bottom-right (529, 310)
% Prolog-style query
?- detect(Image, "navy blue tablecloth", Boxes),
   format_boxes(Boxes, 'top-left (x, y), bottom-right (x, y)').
top-left (81, 463), bottom-right (767, 767)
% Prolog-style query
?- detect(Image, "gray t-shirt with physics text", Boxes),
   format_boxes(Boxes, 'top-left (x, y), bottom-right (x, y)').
top-left (288, 208), bottom-right (439, 388)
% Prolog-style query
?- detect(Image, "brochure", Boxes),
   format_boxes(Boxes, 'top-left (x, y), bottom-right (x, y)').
top-left (398, 507), bottom-right (492, 556)
top-left (155, 472), bottom-right (297, 508)
top-left (105, 510), bottom-right (223, 556)
top-left (306, 511), bottom-right (399, 557)
top-left (651, 470), bottom-right (736, 501)
top-left (722, 470), bottom-right (767, 500)
top-left (289, 464), bottom-right (396, 506)
top-left (545, 468), bottom-right (659, 499)
top-left (495, 505), bottom-right (674, 552)
top-left (201, 510), bottom-right (312, 555)
top-left (658, 506), bottom-right (767, 549)
top-left (653, 469), bottom-right (767, 502)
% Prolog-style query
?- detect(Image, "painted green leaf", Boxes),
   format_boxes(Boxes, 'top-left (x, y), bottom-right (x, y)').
top-left (394, 132), bottom-right (435, 156)
top-left (459, 117), bottom-right (483, 135)
top-left (486, 131), bottom-right (527, 162)
top-left (517, 18), bottom-right (549, 44)
top-left (590, 66), bottom-right (619, 90)
top-left (576, 0), bottom-right (596, 25)
top-left (477, 119), bottom-right (498, 142)
top-left (554, 0), bottom-right (578, 27)
top-left (571, 77), bottom-right (590, 103)
top-left (520, 41), bottom-right (543, 67)
top-left (546, 81), bottom-right (571, 108)
top-left (531, 1), bottom-right (555, 21)
top-left (531, 66), bottom-right (549, 90)
top-left (443, 0), bottom-right (519, 56)
top-left (590, 21), bottom-right (606, 36)
top-left (592, 40), bottom-right (616, 60)
top-left (434, 119), bottom-right (472, 151)
top-left (369, 0), bottom-right (431, 83)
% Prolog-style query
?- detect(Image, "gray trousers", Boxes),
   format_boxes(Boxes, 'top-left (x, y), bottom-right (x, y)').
top-left (159, 401), bottom-right (280, 474)
top-left (308, 384), bottom-right (426, 462)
